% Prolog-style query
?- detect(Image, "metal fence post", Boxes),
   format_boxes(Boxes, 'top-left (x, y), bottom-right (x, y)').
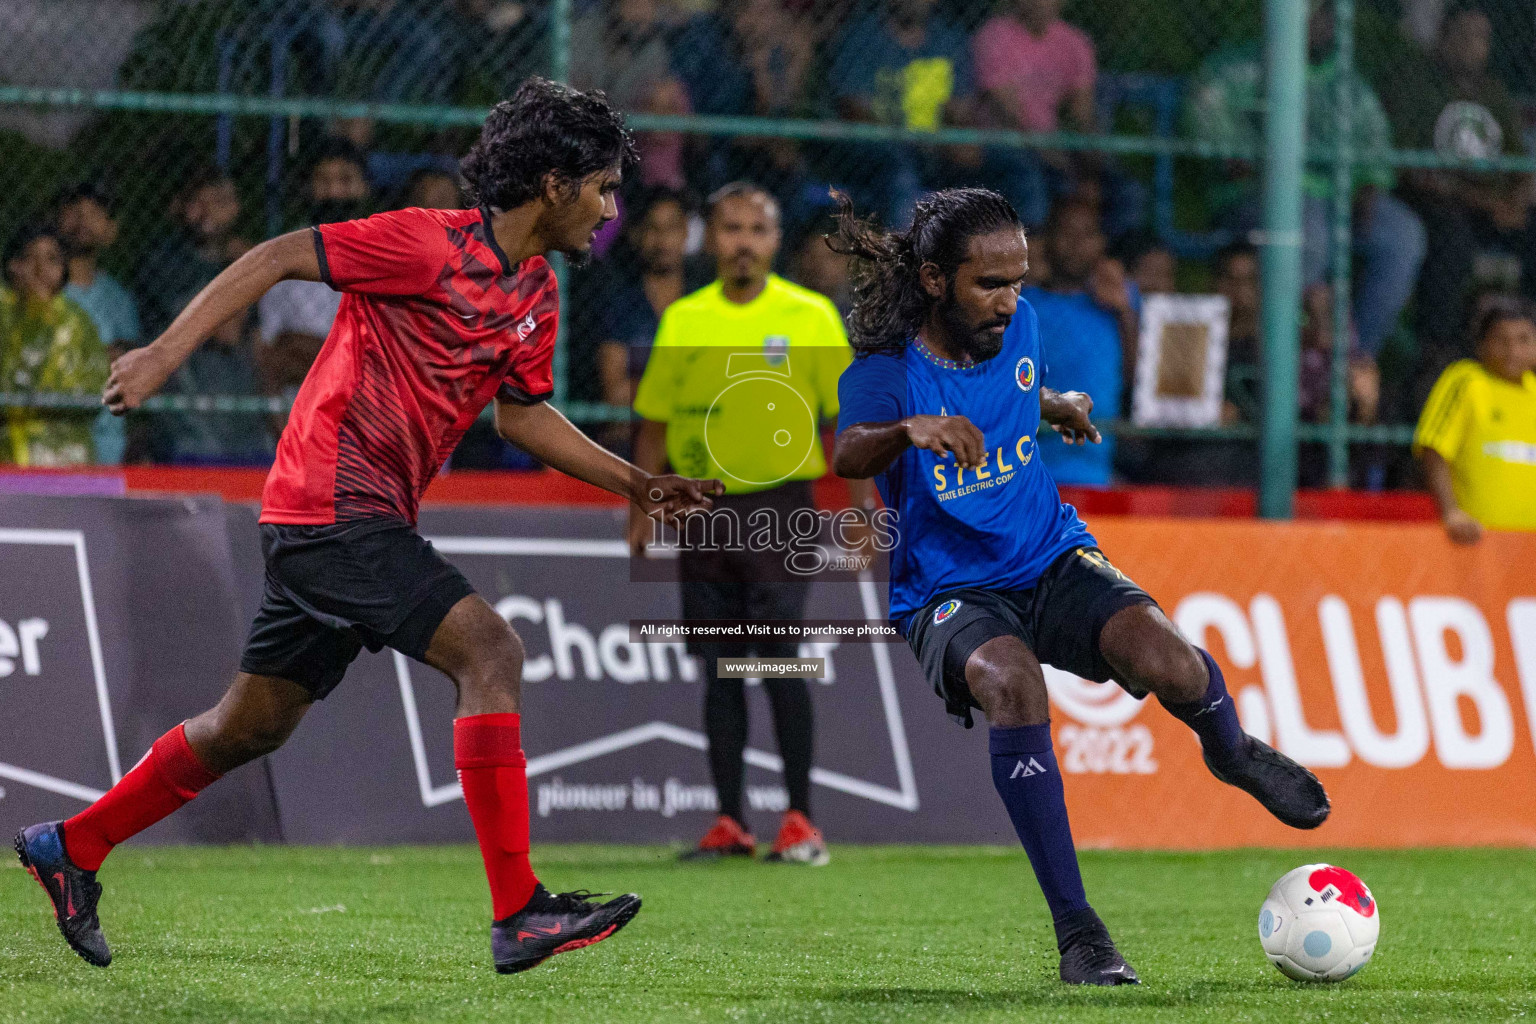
top-left (1259, 0), bottom-right (1308, 518)
top-left (549, 0), bottom-right (573, 407)
top-left (265, 26), bottom-right (294, 240)
top-left (214, 35), bottom-right (235, 169)
top-left (1327, 0), bottom-right (1356, 487)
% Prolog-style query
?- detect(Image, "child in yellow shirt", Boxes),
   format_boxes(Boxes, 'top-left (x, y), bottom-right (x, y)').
top-left (1413, 299), bottom-right (1536, 543)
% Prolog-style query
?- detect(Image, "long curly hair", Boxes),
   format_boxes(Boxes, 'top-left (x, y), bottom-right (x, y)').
top-left (461, 77), bottom-right (639, 211)
top-left (826, 188), bottom-right (1022, 353)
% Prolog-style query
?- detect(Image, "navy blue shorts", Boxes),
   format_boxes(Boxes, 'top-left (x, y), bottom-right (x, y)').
top-left (904, 546), bottom-right (1155, 727)
top-left (239, 518), bottom-right (475, 699)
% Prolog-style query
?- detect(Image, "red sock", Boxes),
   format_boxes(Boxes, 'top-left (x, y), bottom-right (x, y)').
top-left (63, 723), bottom-right (222, 871)
top-left (454, 712), bottom-right (539, 920)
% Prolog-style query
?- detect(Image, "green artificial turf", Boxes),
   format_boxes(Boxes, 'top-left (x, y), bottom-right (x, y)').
top-left (3, 844), bottom-right (1533, 1023)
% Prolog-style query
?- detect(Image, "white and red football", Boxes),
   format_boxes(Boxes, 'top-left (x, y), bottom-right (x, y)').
top-left (1257, 863), bottom-right (1379, 982)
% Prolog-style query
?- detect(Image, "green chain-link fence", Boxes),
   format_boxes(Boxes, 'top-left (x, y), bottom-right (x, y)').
top-left (1, 0), bottom-right (1532, 500)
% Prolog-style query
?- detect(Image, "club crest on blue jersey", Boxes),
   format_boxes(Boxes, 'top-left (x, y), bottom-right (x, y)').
top-left (1015, 357), bottom-right (1036, 392)
top-left (933, 599), bottom-right (962, 625)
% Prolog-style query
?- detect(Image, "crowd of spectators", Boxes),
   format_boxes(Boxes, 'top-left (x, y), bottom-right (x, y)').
top-left (2, 0), bottom-right (1534, 517)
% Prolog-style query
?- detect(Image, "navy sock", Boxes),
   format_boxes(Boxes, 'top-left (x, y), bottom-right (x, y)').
top-left (988, 723), bottom-right (1090, 923)
top-left (1160, 647), bottom-right (1247, 764)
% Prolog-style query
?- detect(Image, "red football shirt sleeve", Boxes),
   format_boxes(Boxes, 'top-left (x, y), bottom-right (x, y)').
top-left (314, 208), bottom-right (450, 296)
top-left (497, 281), bottom-right (559, 405)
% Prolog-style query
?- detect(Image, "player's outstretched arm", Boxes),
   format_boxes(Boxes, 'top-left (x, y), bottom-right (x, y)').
top-left (1040, 388), bottom-right (1102, 446)
top-left (833, 415), bottom-right (986, 478)
top-left (627, 418), bottom-right (669, 554)
top-left (104, 230), bottom-right (322, 413)
top-left (495, 399), bottom-right (723, 520)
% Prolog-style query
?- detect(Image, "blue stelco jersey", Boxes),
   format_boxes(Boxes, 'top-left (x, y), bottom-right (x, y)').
top-left (836, 299), bottom-right (1093, 632)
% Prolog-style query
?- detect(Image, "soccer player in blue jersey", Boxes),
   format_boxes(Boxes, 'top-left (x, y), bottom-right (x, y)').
top-left (828, 188), bottom-right (1330, 985)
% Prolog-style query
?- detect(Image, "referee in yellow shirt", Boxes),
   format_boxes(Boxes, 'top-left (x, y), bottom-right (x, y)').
top-left (631, 182), bottom-right (874, 865)
top-left (1414, 298), bottom-right (1536, 544)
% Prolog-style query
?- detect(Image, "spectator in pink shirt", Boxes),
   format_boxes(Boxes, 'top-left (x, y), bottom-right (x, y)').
top-left (973, 0), bottom-right (1096, 134)
top-left (971, 0), bottom-right (1144, 239)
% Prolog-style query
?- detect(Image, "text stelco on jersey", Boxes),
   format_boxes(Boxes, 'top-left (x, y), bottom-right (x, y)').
top-left (931, 433), bottom-right (1034, 500)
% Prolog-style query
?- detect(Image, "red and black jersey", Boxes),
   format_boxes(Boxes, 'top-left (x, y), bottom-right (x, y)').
top-left (260, 207), bottom-right (558, 526)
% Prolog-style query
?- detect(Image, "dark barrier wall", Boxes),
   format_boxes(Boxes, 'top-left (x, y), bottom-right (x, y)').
top-left (0, 496), bottom-right (281, 847)
top-left (1, 496), bottom-right (1014, 847)
top-left (253, 504), bottom-right (1011, 845)
top-left (13, 496), bottom-right (1531, 850)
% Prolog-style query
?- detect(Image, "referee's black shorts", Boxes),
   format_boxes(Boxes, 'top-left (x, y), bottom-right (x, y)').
top-left (904, 545), bottom-right (1157, 727)
top-left (677, 481), bottom-right (814, 659)
top-left (239, 518), bottom-right (476, 699)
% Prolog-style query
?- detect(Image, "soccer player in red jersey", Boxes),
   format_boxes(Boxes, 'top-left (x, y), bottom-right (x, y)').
top-left (14, 79), bottom-right (722, 974)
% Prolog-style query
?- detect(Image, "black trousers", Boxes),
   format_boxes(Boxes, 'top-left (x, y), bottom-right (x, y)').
top-left (678, 483), bottom-right (816, 824)
top-left (690, 640), bottom-right (814, 822)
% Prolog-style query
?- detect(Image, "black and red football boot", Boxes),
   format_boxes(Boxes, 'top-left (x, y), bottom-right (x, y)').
top-left (15, 821), bottom-right (111, 967)
top-left (491, 885), bottom-right (641, 974)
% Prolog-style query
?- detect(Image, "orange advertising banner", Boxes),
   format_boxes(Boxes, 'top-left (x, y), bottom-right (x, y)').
top-left (1051, 519), bottom-right (1536, 848)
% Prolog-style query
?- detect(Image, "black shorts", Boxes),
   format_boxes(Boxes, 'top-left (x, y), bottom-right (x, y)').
top-left (904, 545), bottom-right (1156, 727)
top-left (677, 482), bottom-right (813, 658)
top-left (680, 576), bottom-right (812, 660)
top-left (239, 518), bottom-right (476, 699)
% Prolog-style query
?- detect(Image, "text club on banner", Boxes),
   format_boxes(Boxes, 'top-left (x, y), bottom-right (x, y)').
top-left (1057, 519), bottom-right (1536, 848)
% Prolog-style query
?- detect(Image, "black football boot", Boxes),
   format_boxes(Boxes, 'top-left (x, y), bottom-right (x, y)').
top-left (15, 822), bottom-right (111, 967)
top-left (491, 885), bottom-right (641, 974)
top-left (1204, 736), bottom-right (1331, 830)
top-left (1056, 907), bottom-right (1139, 986)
